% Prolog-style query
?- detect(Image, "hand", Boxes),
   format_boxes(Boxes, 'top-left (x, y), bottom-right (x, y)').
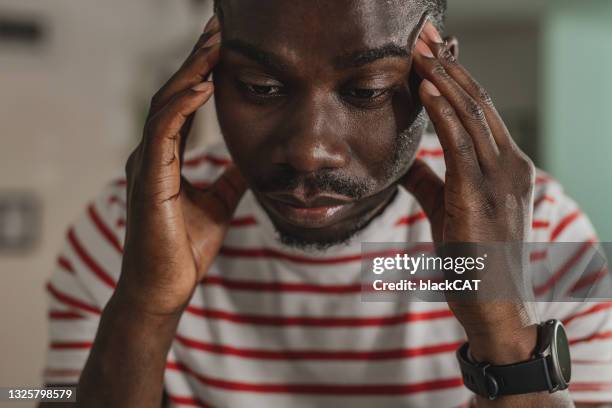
top-left (402, 20), bottom-right (538, 362)
top-left (118, 16), bottom-right (247, 316)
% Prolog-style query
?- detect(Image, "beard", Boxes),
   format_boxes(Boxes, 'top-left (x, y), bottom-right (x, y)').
top-left (256, 108), bottom-right (429, 251)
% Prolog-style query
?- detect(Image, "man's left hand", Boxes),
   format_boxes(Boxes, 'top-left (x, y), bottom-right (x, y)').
top-left (402, 20), bottom-right (538, 364)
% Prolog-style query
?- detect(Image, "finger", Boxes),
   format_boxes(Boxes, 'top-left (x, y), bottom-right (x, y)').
top-left (414, 38), bottom-right (500, 168)
top-left (140, 83), bottom-right (214, 201)
top-left (191, 15), bottom-right (221, 52)
top-left (149, 32), bottom-right (221, 116)
top-left (419, 79), bottom-right (482, 181)
top-left (419, 21), bottom-right (515, 151)
top-left (401, 158), bottom-right (444, 223)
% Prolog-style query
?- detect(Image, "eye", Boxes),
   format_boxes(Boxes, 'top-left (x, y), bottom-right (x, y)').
top-left (345, 88), bottom-right (389, 100)
top-left (240, 81), bottom-right (285, 98)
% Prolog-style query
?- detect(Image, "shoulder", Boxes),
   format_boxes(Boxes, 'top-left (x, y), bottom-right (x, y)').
top-left (417, 133), bottom-right (598, 242)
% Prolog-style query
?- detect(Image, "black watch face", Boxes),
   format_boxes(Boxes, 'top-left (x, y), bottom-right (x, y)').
top-left (555, 323), bottom-right (572, 383)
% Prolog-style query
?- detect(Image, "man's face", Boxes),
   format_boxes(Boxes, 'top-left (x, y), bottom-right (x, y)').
top-left (214, 0), bottom-right (429, 248)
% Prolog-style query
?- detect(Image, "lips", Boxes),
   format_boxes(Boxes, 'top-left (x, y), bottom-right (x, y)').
top-left (262, 191), bottom-right (354, 228)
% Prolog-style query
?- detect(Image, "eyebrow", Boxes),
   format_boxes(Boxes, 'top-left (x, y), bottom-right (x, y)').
top-left (223, 39), bottom-right (289, 72)
top-left (223, 39), bottom-right (409, 71)
top-left (334, 43), bottom-right (409, 69)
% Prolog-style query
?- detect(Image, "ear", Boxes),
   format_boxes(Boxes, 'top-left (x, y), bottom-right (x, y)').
top-left (444, 36), bottom-right (460, 59)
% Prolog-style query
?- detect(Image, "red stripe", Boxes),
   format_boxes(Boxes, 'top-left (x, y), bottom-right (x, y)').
top-left (46, 282), bottom-right (101, 315)
top-left (532, 220), bottom-right (550, 229)
top-left (536, 175), bottom-right (551, 185)
top-left (192, 181), bottom-right (211, 189)
top-left (219, 244), bottom-right (433, 265)
top-left (167, 394), bottom-right (211, 408)
top-left (395, 211), bottom-right (427, 226)
top-left (88, 204), bottom-right (123, 254)
top-left (534, 238), bottom-right (597, 296)
top-left (50, 341), bottom-right (93, 350)
top-left (569, 266), bottom-right (609, 294)
top-left (108, 195), bottom-right (125, 207)
top-left (530, 250), bottom-right (547, 262)
top-left (416, 148), bottom-right (444, 158)
top-left (563, 302), bottom-right (612, 326)
top-left (114, 179), bottom-right (127, 187)
top-left (49, 310), bottom-right (84, 319)
top-left (534, 195), bottom-right (555, 208)
top-left (229, 216), bottom-right (257, 227)
top-left (166, 361), bottom-right (464, 395)
top-left (44, 368), bottom-right (81, 377)
top-left (58, 256), bottom-right (75, 274)
top-left (174, 334), bottom-right (462, 360)
top-left (184, 306), bottom-right (453, 327)
top-left (67, 228), bottom-right (117, 289)
top-left (184, 154), bottom-right (232, 168)
top-left (202, 275), bottom-right (362, 294)
top-left (550, 210), bottom-right (582, 241)
top-left (570, 381), bottom-right (612, 392)
top-left (570, 330), bottom-right (612, 346)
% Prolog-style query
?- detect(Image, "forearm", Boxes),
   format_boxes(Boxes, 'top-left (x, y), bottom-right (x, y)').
top-left (77, 288), bottom-right (181, 407)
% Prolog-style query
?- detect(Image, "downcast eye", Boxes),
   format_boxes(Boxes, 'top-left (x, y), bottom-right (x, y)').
top-left (346, 88), bottom-right (388, 99)
top-left (244, 83), bottom-right (283, 96)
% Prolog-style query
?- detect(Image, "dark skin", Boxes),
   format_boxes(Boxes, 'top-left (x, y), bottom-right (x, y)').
top-left (41, 1), bottom-right (609, 407)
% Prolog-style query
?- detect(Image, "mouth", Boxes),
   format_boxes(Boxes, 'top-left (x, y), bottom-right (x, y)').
top-left (260, 191), bottom-right (355, 228)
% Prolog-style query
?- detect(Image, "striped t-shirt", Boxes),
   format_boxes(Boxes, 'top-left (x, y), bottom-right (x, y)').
top-left (44, 133), bottom-right (612, 407)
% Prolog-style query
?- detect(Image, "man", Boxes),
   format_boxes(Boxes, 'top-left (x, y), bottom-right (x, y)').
top-left (43, 0), bottom-right (612, 407)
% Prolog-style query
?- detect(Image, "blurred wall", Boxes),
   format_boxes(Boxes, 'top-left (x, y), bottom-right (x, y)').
top-left (0, 1), bottom-right (214, 402)
top-left (542, 0), bottom-right (612, 240)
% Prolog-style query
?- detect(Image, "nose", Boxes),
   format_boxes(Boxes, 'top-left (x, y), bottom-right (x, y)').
top-left (274, 92), bottom-right (350, 173)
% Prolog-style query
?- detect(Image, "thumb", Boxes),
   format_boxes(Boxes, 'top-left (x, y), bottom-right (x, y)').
top-left (184, 165), bottom-right (248, 277)
top-left (401, 158), bottom-right (445, 223)
top-left (201, 165), bottom-right (248, 225)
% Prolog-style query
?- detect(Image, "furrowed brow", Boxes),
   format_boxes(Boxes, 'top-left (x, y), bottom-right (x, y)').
top-left (222, 39), bottom-right (288, 71)
top-left (334, 43), bottom-right (409, 69)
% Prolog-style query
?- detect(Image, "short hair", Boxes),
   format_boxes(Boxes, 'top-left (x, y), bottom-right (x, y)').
top-left (213, 0), bottom-right (448, 31)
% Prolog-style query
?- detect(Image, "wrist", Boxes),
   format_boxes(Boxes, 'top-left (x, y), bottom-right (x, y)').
top-left (113, 275), bottom-right (190, 320)
top-left (467, 324), bottom-right (538, 365)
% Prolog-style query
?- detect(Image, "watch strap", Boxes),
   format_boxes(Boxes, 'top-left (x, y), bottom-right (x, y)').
top-left (457, 343), bottom-right (554, 399)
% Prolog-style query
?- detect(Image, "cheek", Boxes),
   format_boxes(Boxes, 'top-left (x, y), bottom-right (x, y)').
top-left (350, 89), bottom-right (419, 181)
top-left (213, 71), bottom-right (268, 174)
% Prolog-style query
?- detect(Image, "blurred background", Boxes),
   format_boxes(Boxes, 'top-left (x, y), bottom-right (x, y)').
top-left (0, 0), bottom-right (611, 405)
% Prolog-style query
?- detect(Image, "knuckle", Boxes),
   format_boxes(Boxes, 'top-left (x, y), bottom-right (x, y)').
top-left (144, 116), bottom-right (162, 137)
top-left (454, 139), bottom-right (475, 157)
top-left (438, 103), bottom-right (456, 119)
top-left (438, 47), bottom-right (457, 64)
top-left (125, 150), bottom-right (138, 176)
top-left (477, 87), bottom-right (494, 107)
top-left (431, 63), bottom-right (449, 79)
top-left (149, 92), bottom-right (168, 116)
top-left (464, 101), bottom-right (486, 122)
top-left (516, 154), bottom-right (535, 175)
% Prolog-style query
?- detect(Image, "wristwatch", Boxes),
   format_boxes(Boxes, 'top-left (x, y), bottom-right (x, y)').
top-left (457, 319), bottom-right (571, 400)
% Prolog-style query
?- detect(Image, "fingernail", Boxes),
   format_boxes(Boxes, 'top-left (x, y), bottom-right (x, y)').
top-left (422, 20), bottom-right (443, 44)
top-left (192, 81), bottom-right (213, 92)
top-left (421, 80), bottom-right (441, 96)
top-left (415, 39), bottom-right (434, 58)
top-left (204, 15), bottom-right (220, 33)
top-left (203, 32), bottom-right (221, 48)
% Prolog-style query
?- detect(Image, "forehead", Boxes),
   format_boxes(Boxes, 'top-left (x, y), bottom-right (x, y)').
top-left (220, 0), bottom-right (425, 65)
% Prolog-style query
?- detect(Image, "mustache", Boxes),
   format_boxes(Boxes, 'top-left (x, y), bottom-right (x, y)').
top-left (255, 169), bottom-right (375, 200)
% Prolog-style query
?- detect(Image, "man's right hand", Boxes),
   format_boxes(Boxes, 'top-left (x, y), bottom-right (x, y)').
top-left (117, 15), bottom-right (246, 317)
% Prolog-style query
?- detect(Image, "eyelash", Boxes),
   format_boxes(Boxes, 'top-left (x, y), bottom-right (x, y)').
top-left (238, 80), bottom-right (393, 107)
